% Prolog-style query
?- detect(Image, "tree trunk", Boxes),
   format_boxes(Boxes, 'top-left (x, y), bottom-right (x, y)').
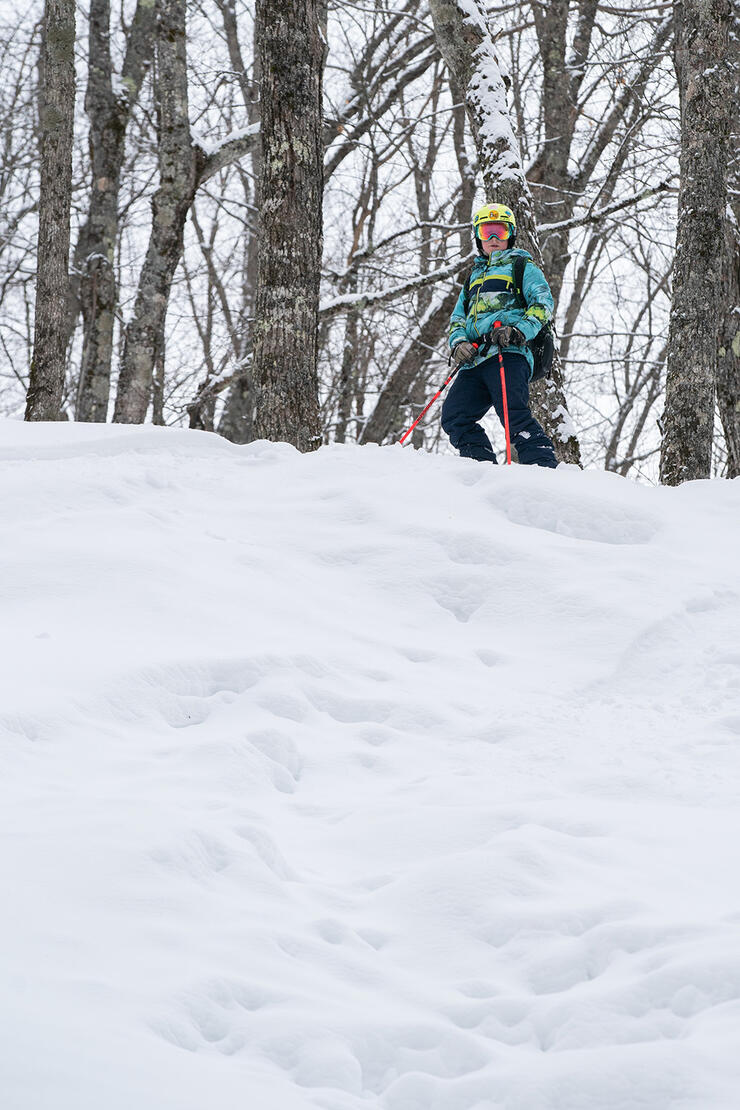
top-left (250, 0), bottom-right (326, 451)
top-left (215, 0), bottom-right (260, 444)
top-left (660, 0), bottom-right (733, 484)
top-left (716, 21), bottom-right (739, 478)
top-left (25, 0), bottom-right (76, 421)
top-left (335, 271), bottom-right (359, 443)
top-left (113, 0), bottom-right (197, 423)
top-left (717, 227), bottom-right (740, 475)
top-left (428, 0), bottom-right (581, 464)
top-left (77, 0), bottom-right (155, 421)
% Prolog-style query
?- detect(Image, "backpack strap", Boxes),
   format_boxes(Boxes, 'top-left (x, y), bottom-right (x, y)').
top-left (512, 254), bottom-right (527, 305)
top-left (462, 268), bottom-right (474, 316)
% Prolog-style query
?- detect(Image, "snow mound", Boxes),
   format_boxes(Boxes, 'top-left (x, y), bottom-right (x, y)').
top-left (1, 420), bottom-right (739, 1110)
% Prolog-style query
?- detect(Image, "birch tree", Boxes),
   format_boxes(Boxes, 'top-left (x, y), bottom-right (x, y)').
top-left (660, 0), bottom-right (734, 484)
top-left (25, 0), bottom-right (75, 421)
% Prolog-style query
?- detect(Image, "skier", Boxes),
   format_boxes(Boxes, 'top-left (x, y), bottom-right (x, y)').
top-left (443, 203), bottom-right (558, 468)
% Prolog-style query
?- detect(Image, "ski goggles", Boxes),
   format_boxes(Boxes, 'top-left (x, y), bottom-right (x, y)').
top-left (477, 221), bottom-right (511, 241)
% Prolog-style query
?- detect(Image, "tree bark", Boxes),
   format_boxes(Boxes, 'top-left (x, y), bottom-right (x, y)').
top-left (717, 228), bottom-right (740, 476)
top-left (659, 0), bottom-right (734, 484)
top-left (716, 15), bottom-right (739, 478)
top-left (113, 0), bottom-right (196, 423)
top-left (335, 271), bottom-right (359, 443)
top-left (25, 0), bottom-right (76, 421)
top-left (216, 0), bottom-right (260, 444)
top-left (250, 0), bottom-right (326, 452)
top-left (428, 0), bottom-right (581, 464)
top-left (76, 0), bottom-right (155, 421)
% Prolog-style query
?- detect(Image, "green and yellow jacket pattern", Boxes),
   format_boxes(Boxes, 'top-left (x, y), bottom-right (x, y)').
top-left (448, 248), bottom-right (554, 378)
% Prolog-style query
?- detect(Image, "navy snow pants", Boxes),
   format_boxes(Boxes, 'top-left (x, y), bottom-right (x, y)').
top-left (441, 352), bottom-right (557, 468)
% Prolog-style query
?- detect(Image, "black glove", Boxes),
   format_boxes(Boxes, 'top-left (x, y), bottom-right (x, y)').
top-left (452, 341), bottom-right (478, 367)
top-left (492, 326), bottom-right (525, 348)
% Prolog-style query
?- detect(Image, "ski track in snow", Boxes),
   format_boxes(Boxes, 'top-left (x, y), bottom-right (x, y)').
top-left (1, 421), bottom-right (740, 1110)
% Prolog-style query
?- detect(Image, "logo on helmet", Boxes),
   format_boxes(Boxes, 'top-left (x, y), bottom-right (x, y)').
top-left (472, 203), bottom-right (517, 251)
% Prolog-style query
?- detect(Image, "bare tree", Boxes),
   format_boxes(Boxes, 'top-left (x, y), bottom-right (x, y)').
top-left (113, 0), bottom-right (195, 423)
top-left (213, 0), bottom-right (261, 444)
top-left (25, 0), bottom-right (75, 421)
top-left (113, 0), bottom-right (255, 424)
top-left (660, 0), bottom-right (734, 483)
top-left (76, 0), bottom-right (155, 422)
top-left (0, 14), bottom-right (41, 406)
top-left (717, 202), bottom-right (740, 479)
top-left (250, 0), bottom-right (326, 451)
top-left (350, 70), bottom-right (476, 445)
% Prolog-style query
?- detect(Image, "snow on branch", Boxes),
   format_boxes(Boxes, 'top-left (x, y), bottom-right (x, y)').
top-left (319, 252), bottom-right (477, 320)
top-left (194, 124), bottom-right (260, 185)
top-left (539, 179), bottom-right (676, 234)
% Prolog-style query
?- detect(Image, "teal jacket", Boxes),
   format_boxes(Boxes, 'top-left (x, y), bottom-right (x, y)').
top-left (448, 248), bottom-right (554, 377)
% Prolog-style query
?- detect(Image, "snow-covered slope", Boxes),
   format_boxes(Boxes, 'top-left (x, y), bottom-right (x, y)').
top-left (2, 421), bottom-right (740, 1110)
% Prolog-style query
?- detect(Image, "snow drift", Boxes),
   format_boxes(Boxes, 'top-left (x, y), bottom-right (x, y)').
top-left (1, 420), bottom-right (740, 1110)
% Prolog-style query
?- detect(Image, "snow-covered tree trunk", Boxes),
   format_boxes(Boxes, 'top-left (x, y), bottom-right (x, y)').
top-left (76, 0), bottom-right (154, 422)
top-left (428, 0), bottom-right (581, 465)
top-left (659, 0), bottom-right (734, 484)
top-left (25, 0), bottom-right (76, 421)
top-left (250, 0), bottom-right (326, 452)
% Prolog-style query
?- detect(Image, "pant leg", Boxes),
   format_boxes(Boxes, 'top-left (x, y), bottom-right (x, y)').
top-left (441, 366), bottom-right (498, 463)
top-left (478, 353), bottom-right (558, 468)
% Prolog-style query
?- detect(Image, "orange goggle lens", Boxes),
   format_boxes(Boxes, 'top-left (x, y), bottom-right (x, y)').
top-left (478, 221), bottom-right (510, 241)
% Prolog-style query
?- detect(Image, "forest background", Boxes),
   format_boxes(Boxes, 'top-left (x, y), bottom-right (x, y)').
top-left (0, 0), bottom-right (737, 482)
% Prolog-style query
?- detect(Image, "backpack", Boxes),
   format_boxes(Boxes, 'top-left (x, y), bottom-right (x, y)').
top-left (462, 255), bottom-right (555, 382)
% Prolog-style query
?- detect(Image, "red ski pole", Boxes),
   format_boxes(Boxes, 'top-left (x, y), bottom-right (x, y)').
top-left (399, 360), bottom-right (466, 445)
top-left (493, 321), bottom-right (512, 465)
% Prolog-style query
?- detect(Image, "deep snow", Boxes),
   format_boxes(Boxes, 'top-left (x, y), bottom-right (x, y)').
top-left (1, 420), bottom-right (740, 1110)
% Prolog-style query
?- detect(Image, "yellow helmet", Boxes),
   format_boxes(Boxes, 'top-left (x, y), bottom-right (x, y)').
top-left (472, 203), bottom-right (517, 247)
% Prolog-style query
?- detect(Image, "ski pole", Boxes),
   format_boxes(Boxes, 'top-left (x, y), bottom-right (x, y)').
top-left (493, 321), bottom-right (512, 465)
top-left (399, 362), bottom-right (462, 445)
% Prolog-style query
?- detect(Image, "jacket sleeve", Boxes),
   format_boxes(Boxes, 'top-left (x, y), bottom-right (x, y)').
top-left (516, 261), bottom-right (554, 343)
top-left (448, 283), bottom-right (469, 351)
